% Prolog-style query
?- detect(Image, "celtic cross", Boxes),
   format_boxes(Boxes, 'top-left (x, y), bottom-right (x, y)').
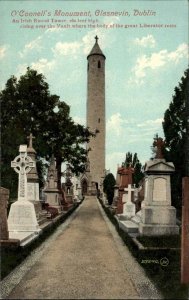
top-left (11, 145), bottom-right (35, 201)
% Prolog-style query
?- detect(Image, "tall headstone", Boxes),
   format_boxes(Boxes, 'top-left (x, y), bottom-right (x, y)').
top-left (139, 138), bottom-right (179, 236)
top-left (27, 133), bottom-right (42, 219)
top-left (44, 155), bottom-right (62, 213)
top-left (121, 184), bottom-right (136, 220)
top-left (8, 145), bottom-right (41, 244)
top-left (0, 187), bottom-right (9, 240)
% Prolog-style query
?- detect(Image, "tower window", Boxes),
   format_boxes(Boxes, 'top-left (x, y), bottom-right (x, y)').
top-left (98, 118), bottom-right (100, 123)
top-left (98, 61), bottom-right (101, 68)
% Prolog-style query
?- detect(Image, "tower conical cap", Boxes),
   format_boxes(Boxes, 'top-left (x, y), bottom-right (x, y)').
top-left (87, 36), bottom-right (106, 59)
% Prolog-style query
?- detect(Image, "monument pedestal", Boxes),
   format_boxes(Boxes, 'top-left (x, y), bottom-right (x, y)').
top-left (8, 200), bottom-right (41, 232)
top-left (66, 195), bottom-right (73, 204)
top-left (44, 188), bottom-right (63, 213)
top-left (139, 206), bottom-right (179, 235)
top-left (138, 158), bottom-right (179, 236)
top-left (29, 200), bottom-right (42, 219)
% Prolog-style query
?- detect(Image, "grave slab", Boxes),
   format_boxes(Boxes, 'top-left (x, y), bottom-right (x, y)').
top-left (119, 220), bottom-right (139, 233)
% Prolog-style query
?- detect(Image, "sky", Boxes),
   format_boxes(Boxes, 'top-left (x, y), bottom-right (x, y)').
top-left (0, 0), bottom-right (188, 177)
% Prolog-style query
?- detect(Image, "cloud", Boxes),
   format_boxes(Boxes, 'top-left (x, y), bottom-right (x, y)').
top-left (129, 43), bottom-right (189, 85)
top-left (137, 118), bottom-right (163, 128)
top-left (0, 45), bottom-right (8, 59)
top-left (16, 63), bottom-right (28, 76)
top-left (82, 28), bottom-right (112, 55)
top-left (106, 151), bottom-right (125, 175)
top-left (52, 41), bottom-right (82, 57)
top-left (19, 36), bottom-right (43, 58)
top-left (134, 35), bottom-right (156, 48)
top-left (73, 116), bottom-right (86, 125)
top-left (106, 113), bottom-right (129, 136)
top-left (31, 58), bottom-right (56, 74)
top-left (103, 15), bottom-right (120, 27)
top-left (45, 27), bottom-right (63, 33)
top-left (16, 58), bottom-right (56, 77)
top-left (167, 43), bottom-right (189, 63)
top-left (106, 114), bottom-right (164, 149)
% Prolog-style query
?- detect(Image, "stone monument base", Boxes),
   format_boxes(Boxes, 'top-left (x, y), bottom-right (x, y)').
top-left (139, 205), bottom-right (179, 235)
top-left (8, 200), bottom-right (41, 232)
top-left (9, 231), bottom-right (40, 246)
top-left (119, 220), bottom-right (139, 234)
top-left (139, 223), bottom-right (179, 236)
top-left (44, 189), bottom-right (63, 213)
top-left (29, 200), bottom-right (42, 219)
top-left (66, 195), bottom-right (73, 204)
top-left (0, 239), bottom-right (20, 247)
top-left (141, 206), bottom-right (177, 225)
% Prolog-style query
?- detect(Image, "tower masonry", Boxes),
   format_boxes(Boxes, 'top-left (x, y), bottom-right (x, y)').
top-left (86, 36), bottom-right (106, 194)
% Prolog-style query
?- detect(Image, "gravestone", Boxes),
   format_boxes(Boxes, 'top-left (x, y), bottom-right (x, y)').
top-left (112, 164), bottom-right (120, 208)
top-left (121, 184), bottom-right (136, 219)
top-left (135, 178), bottom-right (145, 212)
top-left (8, 145), bottom-right (41, 245)
top-left (72, 176), bottom-right (83, 202)
top-left (44, 155), bottom-right (63, 213)
top-left (123, 184), bottom-right (136, 219)
top-left (139, 138), bottom-right (179, 236)
top-left (116, 165), bottom-right (134, 214)
top-left (0, 187), bottom-right (9, 240)
top-left (27, 133), bottom-right (42, 220)
top-left (62, 164), bottom-right (74, 204)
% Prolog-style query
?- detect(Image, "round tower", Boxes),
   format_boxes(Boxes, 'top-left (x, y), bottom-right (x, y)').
top-left (87, 36), bottom-right (106, 194)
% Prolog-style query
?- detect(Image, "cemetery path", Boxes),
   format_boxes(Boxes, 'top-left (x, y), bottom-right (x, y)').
top-left (6, 196), bottom-right (161, 299)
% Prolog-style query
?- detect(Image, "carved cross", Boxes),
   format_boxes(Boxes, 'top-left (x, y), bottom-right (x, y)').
top-left (11, 145), bottom-right (35, 201)
top-left (27, 133), bottom-right (35, 148)
top-left (153, 137), bottom-right (165, 159)
top-left (124, 184), bottom-right (135, 203)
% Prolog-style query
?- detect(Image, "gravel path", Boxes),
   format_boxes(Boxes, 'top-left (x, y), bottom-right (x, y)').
top-left (3, 196), bottom-right (162, 299)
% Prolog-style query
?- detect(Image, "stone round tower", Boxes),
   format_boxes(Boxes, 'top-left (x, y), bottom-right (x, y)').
top-left (86, 36), bottom-right (106, 194)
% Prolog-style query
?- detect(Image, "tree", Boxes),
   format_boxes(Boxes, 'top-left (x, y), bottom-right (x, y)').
top-left (0, 67), bottom-right (94, 198)
top-left (103, 173), bottom-right (116, 205)
top-left (162, 68), bottom-right (189, 213)
top-left (123, 152), bottom-right (144, 187)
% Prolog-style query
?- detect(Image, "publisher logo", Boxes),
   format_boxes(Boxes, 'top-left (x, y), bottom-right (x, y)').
top-left (160, 257), bottom-right (169, 267)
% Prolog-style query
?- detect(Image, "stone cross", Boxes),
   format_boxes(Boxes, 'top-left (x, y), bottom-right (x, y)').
top-left (27, 133), bottom-right (35, 148)
top-left (11, 145), bottom-right (35, 201)
top-left (153, 137), bottom-right (165, 159)
top-left (95, 35), bottom-right (99, 43)
top-left (124, 184), bottom-right (135, 203)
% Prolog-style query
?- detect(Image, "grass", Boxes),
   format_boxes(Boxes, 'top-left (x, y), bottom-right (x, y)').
top-left (1, 202), bottom-right (80, 280)
top-left (98, 198), bottom-right (188, 300)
